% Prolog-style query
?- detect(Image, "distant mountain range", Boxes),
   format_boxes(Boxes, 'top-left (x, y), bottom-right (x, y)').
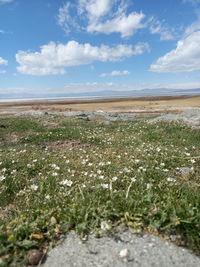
top-left (1, 88), bottom-right (200, 101)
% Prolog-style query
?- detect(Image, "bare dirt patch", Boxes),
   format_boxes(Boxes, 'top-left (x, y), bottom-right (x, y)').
top-left (41, 121), bottom-right (61, 129)
top-left (4, 133), bottom-right (19, 143)
top-left (43, 139), bottom-right (94, 152)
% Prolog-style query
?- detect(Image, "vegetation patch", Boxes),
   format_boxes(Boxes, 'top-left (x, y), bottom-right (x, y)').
top-left (0, 115), bottom-right (200, 266)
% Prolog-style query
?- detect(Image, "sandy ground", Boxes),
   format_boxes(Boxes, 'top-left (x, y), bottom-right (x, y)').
top-left (1, 95), bottom-right (200, 116)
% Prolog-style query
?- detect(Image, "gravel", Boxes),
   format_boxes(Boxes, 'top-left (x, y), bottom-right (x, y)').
top-left (62, 110), bottom-right (158, 121)
top-left (13, 108), bottom-right (200, 128)
top-left (150, 108), bottom-right (200, 128)
top-left (44, 229), bottom-right (200, 267)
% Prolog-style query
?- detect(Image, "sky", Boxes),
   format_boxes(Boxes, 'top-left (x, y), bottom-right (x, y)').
top-left (1, 0), bottom-right (200, 97)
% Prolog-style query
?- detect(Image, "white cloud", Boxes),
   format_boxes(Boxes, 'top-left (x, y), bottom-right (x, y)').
top-left (149, 17), bottom-right (175, 41)
top-left (57, 2), bottom-right (80, 34)
top-left (0, 30), bottom-right (5, 33)
top-left (0, 57), bottom-right (8, 65)
top-left (78, 0), bottom-right (114, 20)
top-left (150, 31), bottom-right (200, 72)
top-left (0, 0), bottom-right (13, 3)
top-left (0, 70), bottom-right (6, 74)
top-left (184, 13), bottom-right (200, 36)
top-left (57, 0), bottom-right (146, 38)
top-left (16, 41), bottom-right (149, 76)
top-left (100, 70), bottom-right (130, 77)
top-left (87, 12), bottom-right (145, 38)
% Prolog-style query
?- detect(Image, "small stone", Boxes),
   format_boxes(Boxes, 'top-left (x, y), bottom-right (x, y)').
top-left (27, 249), bottom-right (43, 266)
top-left (178, 167), bottom-right (193, 178)
top-left (119, 248), bottom-right (129, 258)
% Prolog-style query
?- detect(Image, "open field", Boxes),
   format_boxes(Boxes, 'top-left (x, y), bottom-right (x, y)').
top-left (1, 95), bottom-right (200, 116)
top-left (0, 113), bottom-right (200, 266)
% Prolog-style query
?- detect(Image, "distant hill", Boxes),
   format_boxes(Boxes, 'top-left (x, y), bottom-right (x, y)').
top-left (1, 88), bottom-right (200, 102)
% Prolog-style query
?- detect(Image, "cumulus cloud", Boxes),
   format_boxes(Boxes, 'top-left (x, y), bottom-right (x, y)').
top-left (57, 0), bottom-right (146, 38)
top-left (57, 1), bottom-right (178, 39)
top-left (149, 17), bottom-right (175, 40)
top-left (100, 70), bottom-right (130, 77)
top-left (16, 41), bottom-right (149, 75)
top-left (150, 31), bottom-right (200, 72)
top-left (87, 12), bottom-right (145, 38)
top-left (0, 57), bottom-right (8, 65)
top-left (78, 0), bottom-right (114, 20)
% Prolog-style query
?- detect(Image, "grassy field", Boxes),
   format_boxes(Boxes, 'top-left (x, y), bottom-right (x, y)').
top-left (0, 115), bottom-right (200, 266)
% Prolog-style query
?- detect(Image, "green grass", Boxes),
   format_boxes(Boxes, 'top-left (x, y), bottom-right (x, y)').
top-left (0, 115), bottom-right (200, 266)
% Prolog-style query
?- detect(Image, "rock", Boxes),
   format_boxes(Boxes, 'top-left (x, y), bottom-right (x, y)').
top-left (178, 167), bottom-right (193, 178)
top-left (27, 249), bottom-right (43, 266)
top-left (150, 108), bottom-right (200, 128)
top-left (102, 121), bottom-right (112, 126)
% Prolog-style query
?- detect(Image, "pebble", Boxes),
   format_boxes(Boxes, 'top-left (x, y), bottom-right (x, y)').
top-left (119, 248), bottom-right (129, 258)
top-left (27, 249), bottom-right (43, 266)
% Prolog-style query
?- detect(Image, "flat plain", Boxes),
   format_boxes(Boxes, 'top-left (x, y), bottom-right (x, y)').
top-left (1, 95), bottom-right (200, 115)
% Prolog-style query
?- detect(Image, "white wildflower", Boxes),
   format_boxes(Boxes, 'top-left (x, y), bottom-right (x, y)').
top-left (131, 177), bottom-right (136, 182)
top-left (101, 183), bottom-right (109, 189)
top-left (184, 152), bottom-right (190, 156)
top-left (60, 179), bottom-right (73, 187)
top-left (123, 167), bottom-right (130, 173)
top-left (52, 172), bottom-right (58, 176)
top-left (30, 184), bottom-right (38, 191)
top-left (167, 177), bottom-right (176, 182)
top-left (55, 166), bottom-right (60, 170)
top-left (0, 175), bottom-right (6, 181)
top-left (101, 221), bottom-right (111, 231)
top-left (112, 176), bottom-right (118, 182)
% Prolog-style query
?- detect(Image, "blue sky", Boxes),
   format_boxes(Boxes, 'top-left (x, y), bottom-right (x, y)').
top-left (0, 0), bottom-right (200, 97)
